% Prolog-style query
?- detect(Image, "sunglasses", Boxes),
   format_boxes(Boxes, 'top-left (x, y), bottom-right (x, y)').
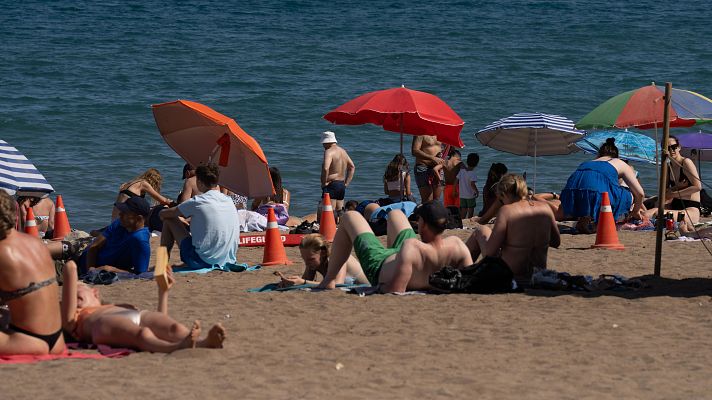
top-left (668, 144), bottom-right (680, 151)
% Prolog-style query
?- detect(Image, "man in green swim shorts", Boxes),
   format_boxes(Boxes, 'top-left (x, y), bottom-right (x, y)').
top-left (317, 202), bottom-right (473, 293)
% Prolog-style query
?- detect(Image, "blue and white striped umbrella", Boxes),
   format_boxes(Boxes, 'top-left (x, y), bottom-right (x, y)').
top-left (0, 139), bottom-right (54, 197)
top-left (476, 113), bottom-right (585, 190)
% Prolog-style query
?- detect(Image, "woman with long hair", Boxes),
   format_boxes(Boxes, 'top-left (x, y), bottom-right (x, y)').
top-left (252, 166), bottom-right (290, 210)
top-left (383, 154), bottom-right (412, 202)
top-left (276, 233), bottom-right (368, 287)
top-left (644, 135), bottom-right (702, 232)
top-left (112, 168), bottom-right (172, 220)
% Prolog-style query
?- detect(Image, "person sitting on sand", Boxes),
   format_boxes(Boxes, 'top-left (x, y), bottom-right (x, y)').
top-left (317, 202), bottom-right (473, 293)
top-left (61, 261), bottom-right (225, 353)
top-left (177, 163), bottom-right (203, 204)
top-left (0, 190), bottom-right (66, 355)
top-left (466, 174), bottom-right (560, 286)
top-left (160, 163), bottom-right (240, 269)
top-left (112, 168), bottom-right (172, 221)
top-left (560, 138), bottom-right (644, 233)
top-left (474, 162), bottom-right (508, 223)
top-left (17, 195), bottom-right (55, 238)
top-left (644, 135), bottom-right (702, 232)
top-left (78, 197), bottom-right (151, 275)
top-left (383, 154), bottom-right (413, 203)
top-left (276, 233), bottom-right (369, 287)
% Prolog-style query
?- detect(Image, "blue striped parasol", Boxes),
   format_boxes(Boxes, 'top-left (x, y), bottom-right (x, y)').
top-left (0, 139), bottom-right (54, 197)
top-left (476, 113), bottom-right (585, 190)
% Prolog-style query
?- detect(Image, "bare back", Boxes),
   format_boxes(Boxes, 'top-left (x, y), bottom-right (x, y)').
top-left (0, 230), bottom-right (65, 353)
top-left (489, 200), bottom-right (559, 280)
top-left (380, 236), bottom-right (473, 291)
top-left (322, 145), bottom-right (352, 184)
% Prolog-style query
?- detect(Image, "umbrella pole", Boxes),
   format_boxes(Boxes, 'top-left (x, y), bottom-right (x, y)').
top-left (400, 116), bottom-right (405, 199)
top-left (654, 83), bottom-right (673, 277)
top-left (534, 129), bottom-right (537, 193)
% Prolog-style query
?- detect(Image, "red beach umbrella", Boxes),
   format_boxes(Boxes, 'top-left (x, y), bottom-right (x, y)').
top-left (323, 86), bottom-right (465, 149)
top-left (152, 100), bottom-right (273, 198)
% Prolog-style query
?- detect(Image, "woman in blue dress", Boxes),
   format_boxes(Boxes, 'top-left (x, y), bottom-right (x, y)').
top-left (560, 138), bottom-right (645, 233)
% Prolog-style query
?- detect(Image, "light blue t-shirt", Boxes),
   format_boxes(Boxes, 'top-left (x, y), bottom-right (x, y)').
top-left (178, 190), bottom-right (240, 266)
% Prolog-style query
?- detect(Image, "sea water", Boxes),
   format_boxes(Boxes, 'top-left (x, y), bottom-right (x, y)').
top-left (2, 1), bottom-right (711, 230)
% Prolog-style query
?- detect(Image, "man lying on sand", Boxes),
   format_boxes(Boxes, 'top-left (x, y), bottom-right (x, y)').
top-left (466, 174), bottom-right (560, 286)
top-left (317, 202), bottom-right (473, 293)
top-left (61, 261), bottom-right (225, 353)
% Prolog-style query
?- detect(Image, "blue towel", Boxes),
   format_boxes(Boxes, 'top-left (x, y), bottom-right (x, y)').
top-left (173, 263), bottom-right (261, 274)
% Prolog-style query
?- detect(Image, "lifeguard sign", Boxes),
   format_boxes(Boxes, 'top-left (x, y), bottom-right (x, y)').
top-left (239, 234), bottom-right (304, 247)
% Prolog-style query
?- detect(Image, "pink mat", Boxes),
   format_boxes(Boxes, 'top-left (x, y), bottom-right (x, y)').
top-left (0, 344), bottom-right (134, 364)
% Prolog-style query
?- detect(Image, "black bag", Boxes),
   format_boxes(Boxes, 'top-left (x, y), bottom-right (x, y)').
top-left (446, 205), bottom-right (462, 229)
top-left (429, 257), bottom-right (514, 294)
top-left (700, 189), bottom-right (712, 217)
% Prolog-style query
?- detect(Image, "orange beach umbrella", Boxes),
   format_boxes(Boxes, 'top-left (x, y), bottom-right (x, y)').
top-left (152, 100), bottom-right (273, 198)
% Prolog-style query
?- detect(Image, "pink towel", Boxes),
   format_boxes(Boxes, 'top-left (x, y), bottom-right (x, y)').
top-left (0, 344), bottom-right (133, 364)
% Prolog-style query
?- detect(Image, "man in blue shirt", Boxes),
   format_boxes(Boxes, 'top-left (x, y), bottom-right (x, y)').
top-left (160, 163), bottom-right (239, 269)
top-left (79, 196), bottom-right (151, 274)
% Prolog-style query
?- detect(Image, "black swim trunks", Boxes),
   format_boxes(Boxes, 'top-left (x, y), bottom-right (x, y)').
top-left (414, 164), bottom-right (444, 188)
top-left (322, 180), bottom-right (346, 200)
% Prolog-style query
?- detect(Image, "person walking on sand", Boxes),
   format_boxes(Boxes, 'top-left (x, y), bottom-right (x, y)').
top-left (160, 163), bottom-right (240, 269)
top-left (317, 202), bottom-right (473, 293)
top-left (0, 190), bottom-right (66, 355)
top-left (412, 135), bottom-right (445, 203)
top-left (466, 174), bottom-right (560, 286)
top-left (321, 131), bottom-right (355, 215)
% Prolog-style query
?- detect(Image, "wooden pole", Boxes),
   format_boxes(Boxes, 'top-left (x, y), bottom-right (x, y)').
top-left (654, 82), bottom-right (673, 277)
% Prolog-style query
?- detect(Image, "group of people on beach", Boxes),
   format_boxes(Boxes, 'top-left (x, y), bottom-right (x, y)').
top-left (0, 129), bottom-right (704, 357)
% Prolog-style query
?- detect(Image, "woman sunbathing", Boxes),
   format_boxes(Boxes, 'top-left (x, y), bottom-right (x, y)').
top-left (277, 233), bottom-right (369, 287)
top-left (61, 261), bottom-right (225, 353)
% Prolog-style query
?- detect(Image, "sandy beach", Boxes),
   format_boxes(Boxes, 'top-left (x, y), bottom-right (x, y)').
top-left (3, 224), bottom-right (711, 400)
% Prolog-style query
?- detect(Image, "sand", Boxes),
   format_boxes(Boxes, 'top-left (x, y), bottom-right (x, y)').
top-left (4, 224), bottom-right (712, 400)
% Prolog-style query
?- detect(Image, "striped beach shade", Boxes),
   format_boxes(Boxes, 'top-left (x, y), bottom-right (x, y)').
top-left (0, 139), bottom-right (54, 197)
top-left (476, 113), bottom-right (584, 190)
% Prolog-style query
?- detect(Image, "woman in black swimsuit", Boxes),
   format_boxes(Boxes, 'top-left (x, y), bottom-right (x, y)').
top-left (111, 168), bottom-right (172, 221)
top-left (0, 191), bottom-right (65, 355)
top-left (645, 135), bottom-right (702, 232)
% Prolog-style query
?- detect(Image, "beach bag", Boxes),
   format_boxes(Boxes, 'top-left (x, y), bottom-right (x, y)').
top-left (429, 257), bottom-right (514, 294)
top-left (446, 206), bottom-right (462, 229)
top-left (256, 203), bottom-right (289, 225)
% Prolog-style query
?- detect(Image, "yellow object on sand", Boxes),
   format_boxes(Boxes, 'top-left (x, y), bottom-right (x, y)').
top-left (154, 246), bottom-right (170, 291)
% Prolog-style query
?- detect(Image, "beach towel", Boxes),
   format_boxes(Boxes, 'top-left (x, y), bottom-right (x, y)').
top-left (247, 282), bottom-right (369, 293)
top-left (0, 347), bottom-right (131, 364)
top-left (349, 286), bottom-right (428, 296)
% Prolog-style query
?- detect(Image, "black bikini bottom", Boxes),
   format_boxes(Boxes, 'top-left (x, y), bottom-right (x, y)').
top-left (669, 198), bottom-right (701, 210)
top-left (9, 323), bottom-right (63, 350)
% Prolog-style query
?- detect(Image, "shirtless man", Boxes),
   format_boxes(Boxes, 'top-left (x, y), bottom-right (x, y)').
top-left (466, 174), bottom-right (560, 285)
top-left (178, 164), bottom-right (202, 204)
top-left (321, 131), bottom-right (355, 213)
top-left (0, 190), bottom-right (66, 355)
top-left (317, 202), bottom-right (473, 293)
top-left (412, 135), bottom-right (445, 203)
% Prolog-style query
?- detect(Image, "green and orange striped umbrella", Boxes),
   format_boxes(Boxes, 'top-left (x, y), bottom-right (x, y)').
top-left (576, 83), bottom-right (712, 130)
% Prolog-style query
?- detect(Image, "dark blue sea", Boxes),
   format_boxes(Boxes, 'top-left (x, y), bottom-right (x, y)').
top-left (2, 1), bottom-right (711, 230)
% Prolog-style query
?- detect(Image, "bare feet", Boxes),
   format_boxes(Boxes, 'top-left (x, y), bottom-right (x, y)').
top-left (177, 320), bottom-right (201, 350)
top-left (198, 323), bottom-right (226, 349)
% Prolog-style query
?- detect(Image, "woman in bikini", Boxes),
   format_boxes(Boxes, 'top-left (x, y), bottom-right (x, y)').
top-left (382, 154), bottom-right (413, 203)
top-left (61, 261), bottom-right (226, 353)
top-left (112, 168), bottom-right (172, 221)
top-left (276, 233), bottom-right (369, 287)
top-left (645, 135), bottom-right (702, 232)
top-left (0, 191), bottom-right (65, 355)
top-left (17, 195), bottom-right (55, 238)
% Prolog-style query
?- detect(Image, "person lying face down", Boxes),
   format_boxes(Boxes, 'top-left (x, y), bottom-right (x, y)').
top-left (466, 174), bottom-right (561, 286)
top-left (61, 261), bottom-right (225, 353)
top-left (317, 202), bottom-right (474, 293)
top-left (276, 233), bottom-right (369, 287)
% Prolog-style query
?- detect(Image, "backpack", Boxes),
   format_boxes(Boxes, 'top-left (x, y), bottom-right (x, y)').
top-left (429, 257), bottom-right (515, 294)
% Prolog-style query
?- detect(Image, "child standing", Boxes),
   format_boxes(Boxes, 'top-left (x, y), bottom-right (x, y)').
top-left (456, 153), bottom-right (480, 219)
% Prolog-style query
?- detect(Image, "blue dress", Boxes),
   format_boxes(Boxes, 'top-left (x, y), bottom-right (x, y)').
top-left (560, 161), bottom-right (632, 222)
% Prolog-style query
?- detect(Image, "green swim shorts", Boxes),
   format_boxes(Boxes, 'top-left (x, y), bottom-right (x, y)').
top-left (353, 228), bottom-right (417, 285)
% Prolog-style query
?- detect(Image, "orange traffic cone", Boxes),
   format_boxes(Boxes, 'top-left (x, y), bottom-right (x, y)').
top-left (261, 207), bottom-right (292, 266)
top-left (319, 192), bottom-right (337, 242)
top-left (52, 195), bottom-right (71, 240)
top-left (24, 207), bottom-right (40, 237)
top-left (591, 192), bottom-right (625, 250)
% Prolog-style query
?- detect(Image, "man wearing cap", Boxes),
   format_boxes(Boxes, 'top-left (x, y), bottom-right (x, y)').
top-left (317, 201), bottom-right (473, 293)
top-left (321, 131), bottom-right (355, 216)
top-left (78, 196), bottom-right (151, 275)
